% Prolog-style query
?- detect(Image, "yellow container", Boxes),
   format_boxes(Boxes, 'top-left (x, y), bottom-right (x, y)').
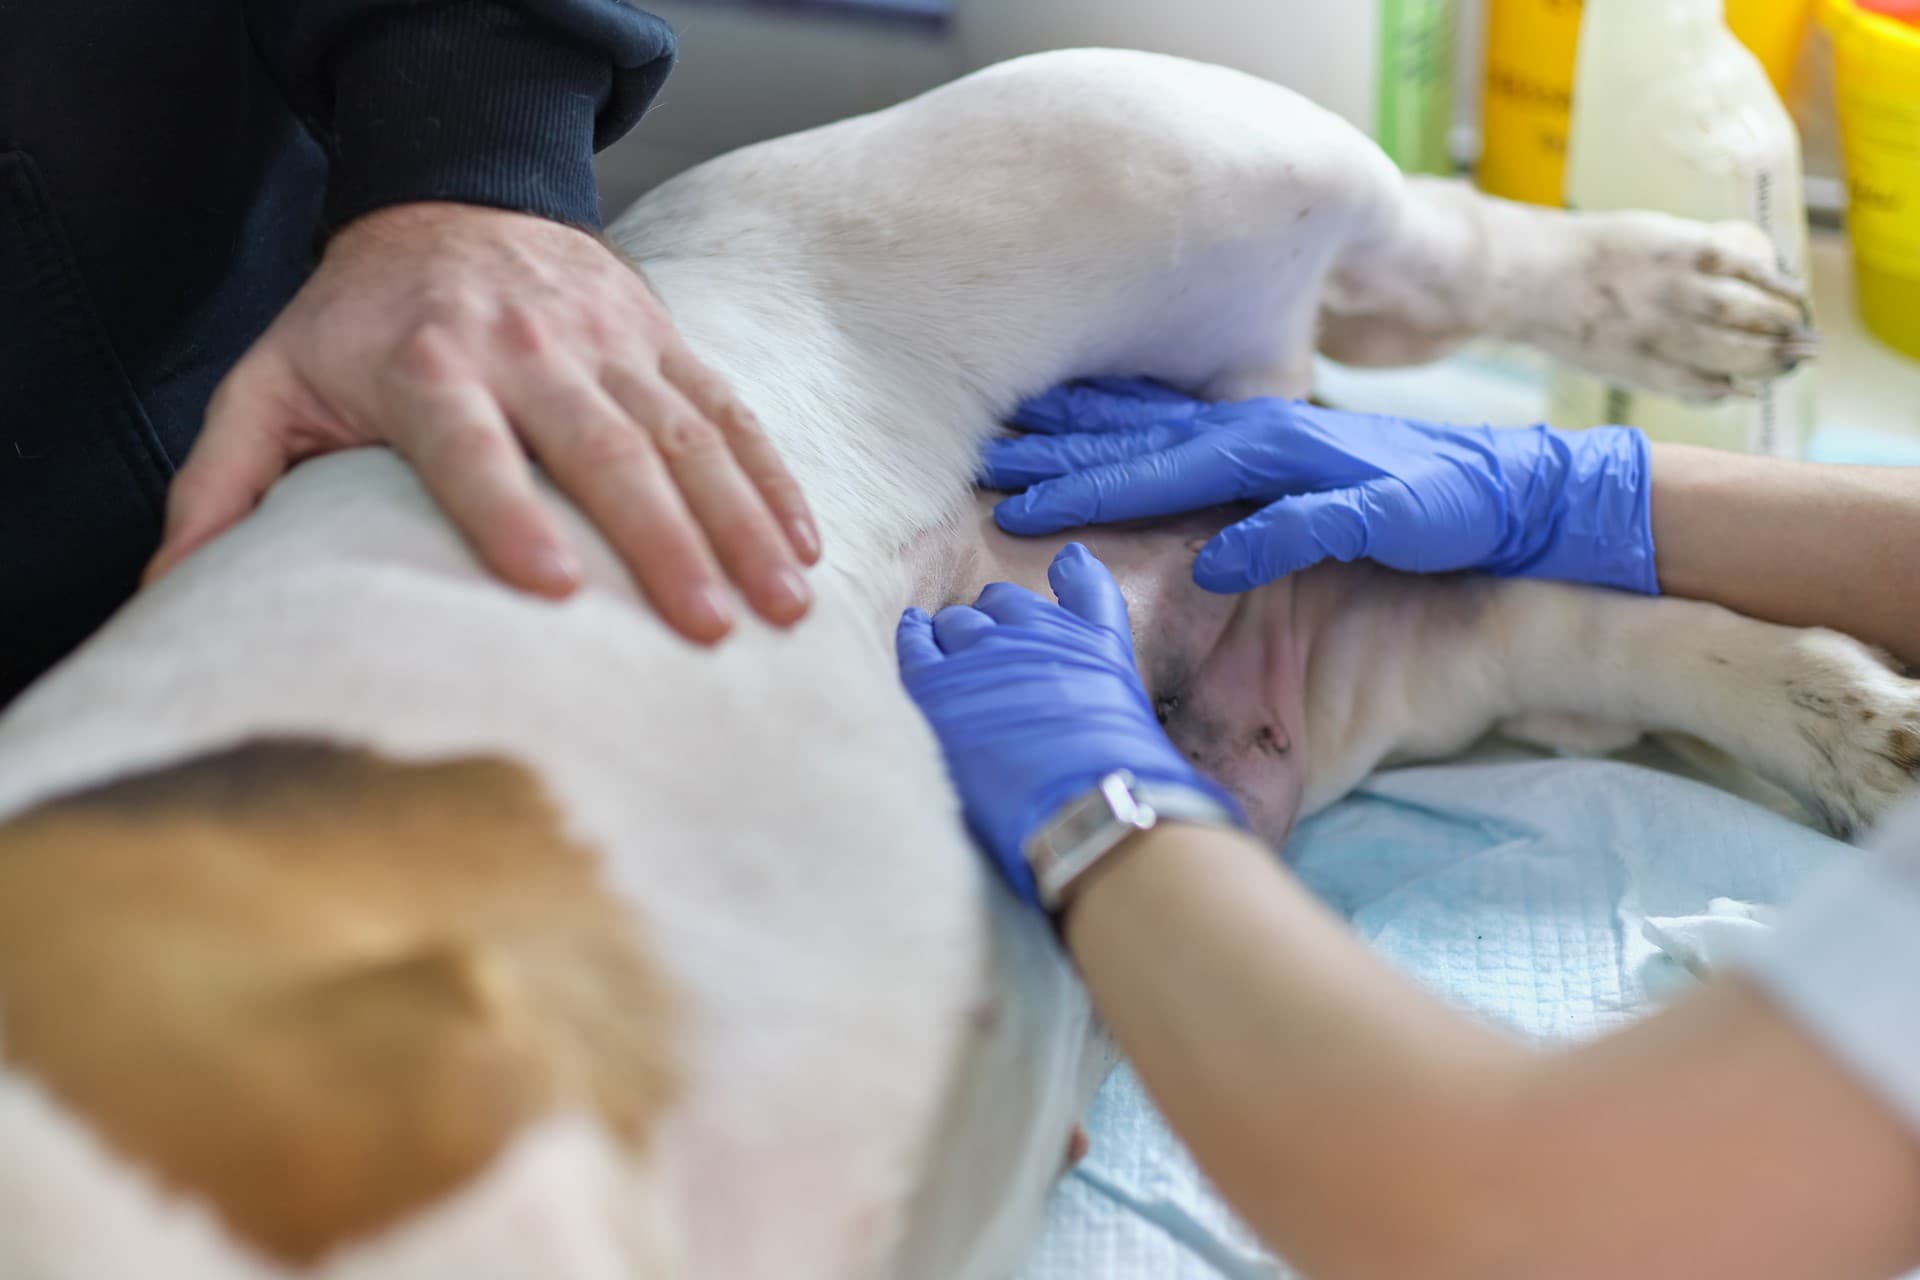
top-left (1478, 0), bottom-right (1814, 207)
top-left (1823, 0), bottom-right (1920, 361)
top-left (1477, 0), bottom-right (1586, 206)
top-left (1729, 0), bottom-right (1819, 93)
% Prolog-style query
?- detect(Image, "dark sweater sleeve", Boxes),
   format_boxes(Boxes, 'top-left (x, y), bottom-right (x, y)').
top-left (246, 0), bottom-right (677, 232)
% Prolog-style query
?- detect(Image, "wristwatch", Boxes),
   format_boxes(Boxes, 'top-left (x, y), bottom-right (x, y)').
top-left (1023, 770), bottom-right (1242, 914)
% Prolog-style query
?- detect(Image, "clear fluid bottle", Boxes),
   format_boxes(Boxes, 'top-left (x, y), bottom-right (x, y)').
top-left (1549, 0), bottom-right (1815, 456)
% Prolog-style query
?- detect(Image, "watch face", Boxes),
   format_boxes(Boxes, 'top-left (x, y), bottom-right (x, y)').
top-left (1045, 792), bottom-right (1120, 855)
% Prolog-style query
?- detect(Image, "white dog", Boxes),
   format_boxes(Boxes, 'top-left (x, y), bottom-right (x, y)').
top-left (0, 50), bottom-right (1912, 1280)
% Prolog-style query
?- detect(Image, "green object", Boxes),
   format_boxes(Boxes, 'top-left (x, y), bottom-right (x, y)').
top-left (1376, 0), bottom-right (1460, 174)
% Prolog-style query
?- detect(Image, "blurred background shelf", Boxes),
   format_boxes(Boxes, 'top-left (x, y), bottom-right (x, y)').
top-left (596, 0), bottom-right (957, 209)
top-left (596, 2), bottom-right (1920, 459)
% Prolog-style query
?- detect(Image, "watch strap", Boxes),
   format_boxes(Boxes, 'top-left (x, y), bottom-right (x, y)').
top-left (1025, 770), bottom-right (1240, 913)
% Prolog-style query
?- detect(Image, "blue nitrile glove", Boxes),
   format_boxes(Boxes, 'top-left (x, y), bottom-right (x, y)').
top-left (985, 378), bottom-right (1658, 596)
top-left (896, 543), bottom-right (1242, 909)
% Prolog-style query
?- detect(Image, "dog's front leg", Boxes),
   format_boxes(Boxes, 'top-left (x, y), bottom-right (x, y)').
top-left (1318, 177), bottom-right (1816, 397)
top-left (1295, 565), bottom-right (1920, 839)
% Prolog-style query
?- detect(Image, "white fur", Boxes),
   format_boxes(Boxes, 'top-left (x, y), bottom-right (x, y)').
top-left (0, 1077), bottom-right (671, 1280)
top-left (0, 450), bottom-right (1085, 1278)
top-left (0, 48), bottom-right (1896, 1278)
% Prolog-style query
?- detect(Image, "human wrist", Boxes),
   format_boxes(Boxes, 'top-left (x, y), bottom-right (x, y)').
top-left (1490, 423), bottom-right (1658, 595)
top-left (1020, 763), bottom-right (1239, 852)
top-left (1055, 823), bottom-right (1181, 928)
top-left (321, 0), bottom-right (611, 234)
top-left (1058, 820), bottom-right (1263, 945)
top-left (323, 200), bottom-right (592, 260)
top-left (1643, 441), bottom-right (1723, 605)
top-left (1017, 767), bottom-right (1247, 917)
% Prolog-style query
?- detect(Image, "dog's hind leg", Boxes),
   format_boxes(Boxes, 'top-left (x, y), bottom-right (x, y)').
top-left (1293, 565), bottom-right (1920, 839)
top-left (1317, 177), bottom-right (1816, 398)
top-left (615, 49), bottom-right (1413, 471)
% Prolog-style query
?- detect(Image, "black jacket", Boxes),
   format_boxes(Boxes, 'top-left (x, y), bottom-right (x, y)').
top-left (0, 0), bottom-right (674, 704)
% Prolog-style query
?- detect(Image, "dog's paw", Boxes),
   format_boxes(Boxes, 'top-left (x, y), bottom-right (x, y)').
top-left (1763, 631), bottom-right (1920, 839)
top-left (1553, 211), bottom-right (1817, 400)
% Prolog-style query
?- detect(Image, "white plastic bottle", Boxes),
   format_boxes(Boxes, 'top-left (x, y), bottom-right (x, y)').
top-left (952, 0), bottom-right (1462, 175)
top-left (1548, 0), bottom-right (1814, 457)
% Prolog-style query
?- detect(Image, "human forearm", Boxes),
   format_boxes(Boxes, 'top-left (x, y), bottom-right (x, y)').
top-left (1494, 977), bottom-right (1920, 1280)
top-left (1064, 825), bottom-right (1920, 1280)
top-left (988, 384), bottom-right (1920, 658)
top-left (1652, 444), bottom-right (1920, 664)
top-left (897, 522), bottom-right (1920, 1278)
top-left (1061, 825), bottom-right (1532, 1278)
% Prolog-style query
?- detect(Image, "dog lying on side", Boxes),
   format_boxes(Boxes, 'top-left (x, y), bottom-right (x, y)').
top-left (1, 49), bottom-right (1911, 1280)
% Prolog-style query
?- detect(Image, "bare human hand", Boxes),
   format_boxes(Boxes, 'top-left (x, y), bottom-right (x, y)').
top-left (147, 201), bottom-right (821, 642)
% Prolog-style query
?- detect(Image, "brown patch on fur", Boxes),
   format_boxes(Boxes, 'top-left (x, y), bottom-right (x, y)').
top-left (0, 740), bottom-right (677, 1264)
top-left (1889, 726), bottom-right (1920, 775)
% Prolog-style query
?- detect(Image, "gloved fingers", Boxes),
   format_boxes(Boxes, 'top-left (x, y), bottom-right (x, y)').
top-left (1047, 543), bottom-right (1133, 645)
top-left (971, 580), bottom-right (1053, 626)
top-left (932, 603), bottom-right (1001, 654)
top-left (980, 424), bottom-right (1194, 491)
top-left (1078, 376), bottom-right (1199, 403)
top-left (896, 607), bottom-right (945, 677)
top-left (993, 434), bottom-right (1247, 535)
top-left (1010, 378), bottom-right (1204, 436)
top-left (1191, 487), bottom-right (1378, 593)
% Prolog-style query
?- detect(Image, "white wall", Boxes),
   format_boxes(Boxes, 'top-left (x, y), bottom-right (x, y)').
top-left (594, 1), bottom-right (959, 214)
top-left (593, 0), bottom-right (1510, 217)
top-left (947, 0), bottom-right (1383, 135)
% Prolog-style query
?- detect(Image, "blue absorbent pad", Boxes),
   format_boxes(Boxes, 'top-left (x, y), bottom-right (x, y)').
top-left (1018, 752), bottom-right (1854, 1280)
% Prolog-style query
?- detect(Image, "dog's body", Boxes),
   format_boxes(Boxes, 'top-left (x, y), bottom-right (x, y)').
top-left (1, 50), bottom-right (1914, 1279)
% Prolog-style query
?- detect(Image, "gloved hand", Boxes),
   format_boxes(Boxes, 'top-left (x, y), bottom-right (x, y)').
top-left (984, 378), bottom-right (1658, 596)
top-left (897, 543), bottom-right (1241, 908)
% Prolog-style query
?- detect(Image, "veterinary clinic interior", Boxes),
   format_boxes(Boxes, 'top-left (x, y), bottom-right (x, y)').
top-left (3, 1), bottom-right (1920, 1277)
